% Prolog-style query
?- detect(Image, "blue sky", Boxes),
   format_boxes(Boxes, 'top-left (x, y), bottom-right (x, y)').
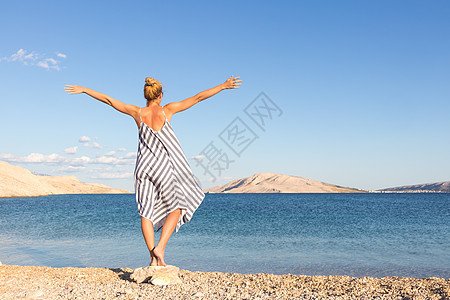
top-left (0, 1), bottom-right (449, 191)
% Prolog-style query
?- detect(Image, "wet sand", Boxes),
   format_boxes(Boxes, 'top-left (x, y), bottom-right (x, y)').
top-left (0, 264), bottom-right (449, 299)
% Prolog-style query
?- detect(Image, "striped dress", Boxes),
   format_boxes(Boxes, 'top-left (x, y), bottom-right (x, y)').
top-left (134, 106), bottom-right (205, 232)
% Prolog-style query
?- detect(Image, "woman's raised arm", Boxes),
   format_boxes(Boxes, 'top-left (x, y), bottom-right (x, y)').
top-left (165, 76), bottom-right (242, 115)
top-left (64, 85), bottom-right (139, 120)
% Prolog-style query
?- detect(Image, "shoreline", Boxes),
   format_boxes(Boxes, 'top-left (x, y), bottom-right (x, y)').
top-left (0, 192), bottom-right (132, 199)
top-left (1, 265), bottom-right (448, 299)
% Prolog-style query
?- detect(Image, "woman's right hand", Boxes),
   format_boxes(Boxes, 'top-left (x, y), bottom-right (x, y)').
top-left (222, 76), bottom-right (242, 89)
top-left (64, 85), bottom-right (85, 95)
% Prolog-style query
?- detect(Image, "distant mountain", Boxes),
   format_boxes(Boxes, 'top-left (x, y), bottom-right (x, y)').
top-left (379, 181), bottom-right (450, 193)
top-left (203, 172), bottom-right (365, 193)
top-left (0, 161), bottom-right (131, 198)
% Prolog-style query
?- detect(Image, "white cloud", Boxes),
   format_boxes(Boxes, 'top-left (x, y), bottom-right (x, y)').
top-left (117, 148), bottom-right (127, 152)
top-left (64, 146), bottom-right (78, 154)
top-left (90, 166), bottom-right (115, 172)
top-left (72, 156), bottom-right (92, 165)
top-left (1, 49), bottom-right (64, 71)
top-left (192, 155), bottom-right (206, 162)
top-left (83, 142), bottom-right (101, 149)
top-left (0, 152), bottom-right (90, 166)
top-left (0, 153), bottom-right (14, 160)
top-left (0, 153), bottom-right (135, 166)
top-left (79, 138), bottom-right (101, 148)
top-left (95, 156), bottom-right (116, 164)
top-left (78, 136), bottom-right (91, 142)
top-left (55, 166), bottom-right (86, 173)
top-left (124, 152), bottom-right (137, 158)
top-left (37, 58), bottom-right (59, 71)
top-left (92, 172), bottom-right (133, 179)
top-left (207, 177), bottom-right (217, 182)
top-left (21, 153), bottom-right (65, 163)
top-left (57, 53), bottom-right (67, 59)
top-left (1, 149), bottom-right (135, 169)
top-left (1, 152), bottom-right (64, 164)
top-left (91, 155), bottom-right (134, 165)
top-left (1, 49), bottom-right (37, 64)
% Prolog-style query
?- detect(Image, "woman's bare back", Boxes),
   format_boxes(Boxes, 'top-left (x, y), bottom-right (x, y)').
top-left (139, 105), bottom-right (171, 132)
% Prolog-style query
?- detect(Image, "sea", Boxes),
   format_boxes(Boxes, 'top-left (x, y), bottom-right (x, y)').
top-left (0, 193), bottom-right (449, 278)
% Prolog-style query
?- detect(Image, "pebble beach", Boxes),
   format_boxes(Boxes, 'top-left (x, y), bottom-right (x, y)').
top-left (1, 264), bottom-right (449, 299)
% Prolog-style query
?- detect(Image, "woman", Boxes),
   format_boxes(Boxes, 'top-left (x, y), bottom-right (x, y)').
top-left (64, 75), bottom-right (242, 266)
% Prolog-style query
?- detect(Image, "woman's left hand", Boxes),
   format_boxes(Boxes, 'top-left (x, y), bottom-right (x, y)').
top-left (222, 76), bottom-right (242, 89)
top-left (64, 85), bottom-right (85, 95)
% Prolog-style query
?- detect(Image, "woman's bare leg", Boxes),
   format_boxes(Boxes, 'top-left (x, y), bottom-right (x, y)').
top-left (140, 216), bottom-right (158, 266)
top-left (153, 209), bottom-right (181, 266)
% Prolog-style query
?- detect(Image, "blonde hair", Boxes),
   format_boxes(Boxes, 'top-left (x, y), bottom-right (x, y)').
top-left (144, 77), bottom-right (163, 101)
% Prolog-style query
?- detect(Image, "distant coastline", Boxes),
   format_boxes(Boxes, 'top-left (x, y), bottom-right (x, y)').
top-left (203, 172), bottom-right (366, 194)
top-left (202, 173), bottom-right (449, 194)
top-left (377, 181), bottom-right (450, 193)
top-left (369, 190), bottom-right (448, 193)
top-left (2, 160), bottom-right (448, 197)
top-left (0, 161), bottom-right (130, 198)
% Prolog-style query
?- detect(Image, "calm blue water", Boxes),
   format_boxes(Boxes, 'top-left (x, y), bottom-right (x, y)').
top-left (0, 193), bottom-right (449, 278)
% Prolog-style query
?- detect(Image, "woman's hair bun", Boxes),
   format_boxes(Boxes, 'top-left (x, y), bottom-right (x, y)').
top-left (144, 77), bottom-right (163, 101)
top-left (145, 77), bottom-right (156, 86)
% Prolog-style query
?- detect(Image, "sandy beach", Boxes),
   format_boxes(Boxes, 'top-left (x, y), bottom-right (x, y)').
top-left (0, 264), bottom-right (448, 299)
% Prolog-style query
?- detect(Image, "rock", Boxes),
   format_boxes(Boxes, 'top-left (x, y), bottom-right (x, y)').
top-left (150, 274), bottom-right (182, 286)
top-left (28, 290), bottom-right (45, 298)
top-left (130, 265), bottom-right (181, 286)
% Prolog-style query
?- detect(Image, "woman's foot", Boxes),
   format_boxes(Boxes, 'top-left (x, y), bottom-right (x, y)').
top-left (149, 247), bottom-right (158, 266)
top-left (152, 246), bottom-right (167, 267)
top-left (150, 257), bottom-right (158, 266)
top-left (148, 247), bottom-right (156, 266)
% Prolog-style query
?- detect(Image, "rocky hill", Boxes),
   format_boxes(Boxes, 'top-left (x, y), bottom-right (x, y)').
top-left (379, 181), bottom-right (450, 193)
top-left (203, 172), bottom-right (365, 193)
top-left (0, 161), bottom-right (131, 198)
